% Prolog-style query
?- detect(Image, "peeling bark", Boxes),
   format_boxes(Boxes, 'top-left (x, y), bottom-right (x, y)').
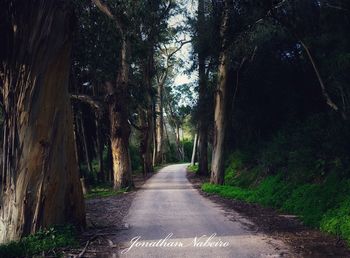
top-left (0, 0), bottom-right (85, 243)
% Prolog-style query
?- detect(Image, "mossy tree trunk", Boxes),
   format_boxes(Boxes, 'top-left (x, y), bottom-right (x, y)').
top-left (0, 0), bottom-right (85, 243)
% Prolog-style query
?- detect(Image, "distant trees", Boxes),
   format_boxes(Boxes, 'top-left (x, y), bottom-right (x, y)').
top-left (0, 0), bottom-right (85, 243)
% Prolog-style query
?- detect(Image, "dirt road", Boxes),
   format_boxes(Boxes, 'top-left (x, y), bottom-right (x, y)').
top-left (114, 164), bottom-right (291, 257)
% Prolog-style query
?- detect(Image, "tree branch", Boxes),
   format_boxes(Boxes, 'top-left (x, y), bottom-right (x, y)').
top-left (91, 0), bottom-right (126, 34)
top-left (71, 94), bottom-right (104, 112)
top-left (91, 0), bottom-right (114, 20)
top-left (324, 3), bottom-right (349, 12)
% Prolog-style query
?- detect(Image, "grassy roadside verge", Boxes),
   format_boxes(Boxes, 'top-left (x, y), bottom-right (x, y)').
top-left (201, 174), bottom-right (350, 245)
top-left (84, 183), bottom-right (127, 199)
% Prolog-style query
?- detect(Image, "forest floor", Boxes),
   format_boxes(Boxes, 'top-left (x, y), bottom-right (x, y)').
top-left (187, 172), bottom-right (350, 258)
top-left (63, 173), bottom-right (155, 257)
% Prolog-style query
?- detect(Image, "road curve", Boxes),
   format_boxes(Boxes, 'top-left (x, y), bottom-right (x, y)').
top-left (114, 164), bottom-right (290, 258)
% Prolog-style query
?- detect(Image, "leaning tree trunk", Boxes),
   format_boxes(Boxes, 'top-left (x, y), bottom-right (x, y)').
top-left (210, 0), bottom-right (231, 185)
top-left (108, 36), bottom-right (133, 190)
top-left (0, 0), bottom-right (85, 243)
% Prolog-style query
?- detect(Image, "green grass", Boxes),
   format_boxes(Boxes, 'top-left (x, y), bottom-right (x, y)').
top-left (0, 225), bottom-right (77, 258)
top-left (202, 174), bottom-right (350, 244)
top-left (187, 164), bottom-right (198, 173)
top-left (84, 183), bottom-right (127, 199)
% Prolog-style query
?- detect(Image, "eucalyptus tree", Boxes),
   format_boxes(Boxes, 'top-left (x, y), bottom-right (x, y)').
top-left (210, 0), bottom-right (233, 184)
top-left (0, 0), bottom-right (85, 243)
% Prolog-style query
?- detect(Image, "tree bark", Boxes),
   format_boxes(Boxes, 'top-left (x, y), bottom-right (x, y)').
top-left (210, 0), bottom-right (231, 185)
top-left (0, 0), bottom-right (85, 243)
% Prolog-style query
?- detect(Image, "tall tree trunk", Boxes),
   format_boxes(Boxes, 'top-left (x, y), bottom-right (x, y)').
top-left (91, 0), bottom-right (134, 189)
top-left (191, 133), bottom-right (198, 166)
top-left (197, 0), bottom-right (209, 176)
top-left (108, 36), bottom-right (133, 190)
top-left (210, 0), bottom-right (231, 185)
top-left (155, 80), bottom-right (164, 164)
top-left (0, 0), bottom-right (85, 243)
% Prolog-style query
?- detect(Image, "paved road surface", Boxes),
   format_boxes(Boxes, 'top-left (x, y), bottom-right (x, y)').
top-left (114, 164), bottom-right (290, 258)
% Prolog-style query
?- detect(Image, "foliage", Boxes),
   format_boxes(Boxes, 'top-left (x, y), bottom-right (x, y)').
top-left (0, 226), bottom-right (77, 258)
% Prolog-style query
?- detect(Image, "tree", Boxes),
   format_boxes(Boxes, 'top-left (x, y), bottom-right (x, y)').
top-left (92, 0), bottom-right (134, 189)
top-left (210, 0), bottom-right (232, 185)
top-left (196, 0), bottom-right (209, 176)
top-left (0, 0), bottom-right (85, 243)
